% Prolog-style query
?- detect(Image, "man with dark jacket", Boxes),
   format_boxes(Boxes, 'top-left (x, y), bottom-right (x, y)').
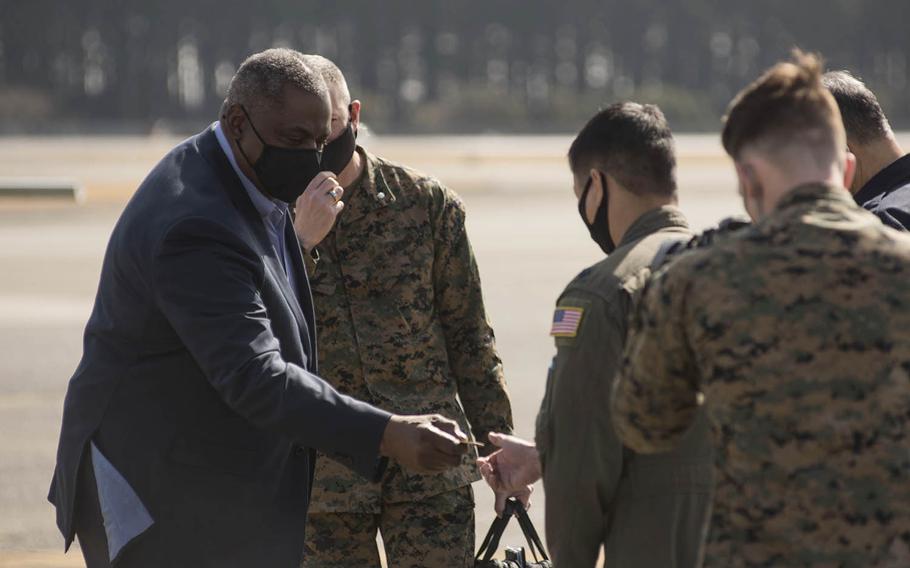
top-left (49, 48), bottom-right (466, 568)
top-left (823, 70), bottom-right (910, 230)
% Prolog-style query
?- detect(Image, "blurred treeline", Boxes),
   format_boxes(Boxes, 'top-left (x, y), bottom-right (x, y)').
top-left (1, 0), bottom-right (909, 134)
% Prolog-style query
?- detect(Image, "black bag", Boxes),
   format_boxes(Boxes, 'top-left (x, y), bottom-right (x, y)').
top-left (474, 498), bottom-right (552, 567)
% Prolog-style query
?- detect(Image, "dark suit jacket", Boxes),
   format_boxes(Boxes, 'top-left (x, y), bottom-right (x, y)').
top-left (854, 153), bottom-right (910, 231)
top-left (49, 125), bottom-right (391, 566)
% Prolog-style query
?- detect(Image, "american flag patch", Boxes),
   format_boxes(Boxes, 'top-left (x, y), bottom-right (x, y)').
top-left (550, 307), bottom-right (584, 337)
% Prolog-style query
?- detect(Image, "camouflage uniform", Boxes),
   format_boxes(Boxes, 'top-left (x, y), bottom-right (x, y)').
top-left (305, 485), bottom-right (475, 568)
top-left (535, 206), bottom-right (714, 568)
top-left (613, 183), bottom-right (910, 567)
top-left (302, 147), bottom-right (512, 567)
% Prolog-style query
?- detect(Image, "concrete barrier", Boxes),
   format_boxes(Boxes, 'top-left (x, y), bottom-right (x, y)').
top-left (0, 178), bottom-right (85, 203)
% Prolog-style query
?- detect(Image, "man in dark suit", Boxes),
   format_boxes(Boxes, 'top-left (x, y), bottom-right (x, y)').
top-left (823, 70), bottom-right (910, 230)
top-left (49, 48), bottom-right (467, 568)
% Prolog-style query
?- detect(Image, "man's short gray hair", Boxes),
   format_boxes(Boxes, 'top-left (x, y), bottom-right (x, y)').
top-left (222, 48), bottom-right (327, 115)
top-left (299, 54), bottom-right (351, 105)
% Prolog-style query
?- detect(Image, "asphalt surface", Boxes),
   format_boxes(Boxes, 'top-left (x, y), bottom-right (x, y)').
top-left (0, 134), bottom-right (743, 566)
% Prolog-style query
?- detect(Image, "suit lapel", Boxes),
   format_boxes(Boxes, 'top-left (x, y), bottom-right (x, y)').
top-left (283, 221), bottom-right (317, 368)
top-left (197, 127), bottom-right (310, 348)
top-left (261, 247), bottom-right (309, 342)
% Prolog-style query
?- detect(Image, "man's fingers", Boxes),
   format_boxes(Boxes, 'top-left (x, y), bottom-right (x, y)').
top-left (499, 469), bottom-right (519, 491)
top-left (426, 423), bottom-right (465, 450)
top-left (487, 432), bottom-right (507, 448)
top-left (479, 464), bottom-right (495, 484)
top-left (478, 457), bottom-right (497, 477)
top-left (494, 491), bottom-right (508, 517)
top-left (430, 415), bottom-right (468, 441)
top-left (326, 185), bottom-right (344, 201)
top-left (410, 424), bottom-right (466, 473)
top-left (422, 449), bottom-right (461, 472)
top-left (434, 437), bottom-right (466, 465)
top-left (434, 439), bottom-right (468, 460)
top-left (432, 417), bottom-right (458, 437)
top-left (305, 171), bottom-right (336, 193)
top-left (517, 487), bottom-right (533, 509)
top-left (478, 459), bottom-right (501, 485)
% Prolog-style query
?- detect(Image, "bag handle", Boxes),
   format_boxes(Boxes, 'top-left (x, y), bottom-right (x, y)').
top-left (475, 507), bottom-right (510, 562)
top-left (512, 500), bottom-right (549, 563)
top-left (474, 498), bottom-right (550, 563)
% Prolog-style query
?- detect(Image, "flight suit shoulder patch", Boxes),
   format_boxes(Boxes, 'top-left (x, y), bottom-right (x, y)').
top-left (550, 297), bottom-right (592, 346)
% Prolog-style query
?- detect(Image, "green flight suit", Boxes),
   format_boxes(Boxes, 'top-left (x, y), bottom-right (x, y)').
top-left (535, 206), bottom-right (714, 567)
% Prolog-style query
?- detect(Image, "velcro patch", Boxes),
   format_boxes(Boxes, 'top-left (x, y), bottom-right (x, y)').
top-left (550, 307), bottom-right (584, 337)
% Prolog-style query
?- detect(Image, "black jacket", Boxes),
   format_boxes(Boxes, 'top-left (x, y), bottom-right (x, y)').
top-left (49, 125), bottom-right (391, 566)
top-left (854, 153), bottom-right (910, 231)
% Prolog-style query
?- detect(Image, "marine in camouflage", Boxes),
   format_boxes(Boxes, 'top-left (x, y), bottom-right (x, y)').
top-left (613, 183), bottom-right (910, 567)
top-left (304, 486), bottom-right (474, 568)
top-left (301, 146), bottom-right (511, 561)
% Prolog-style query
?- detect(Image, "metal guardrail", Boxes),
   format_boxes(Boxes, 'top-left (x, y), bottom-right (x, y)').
top-left (0, 178), bottom-right (85, 203)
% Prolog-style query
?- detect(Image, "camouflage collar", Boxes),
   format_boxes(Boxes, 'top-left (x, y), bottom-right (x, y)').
top-left (774, 182), bottom-right (854, 213)
top-left (619, 205), bottom-right (690, 247)
top-left (339, 147), bottom-right (396, 226)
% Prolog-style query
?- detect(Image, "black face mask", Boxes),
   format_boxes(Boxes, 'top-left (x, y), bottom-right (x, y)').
top-left (320, 116), bottom-right (357, 175)
top-left (235, 105), bottom-right (323, 203)
top-left (578, 174), bottom-right (616, 254)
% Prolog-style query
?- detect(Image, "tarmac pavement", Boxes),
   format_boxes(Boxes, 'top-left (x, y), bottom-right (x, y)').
top-left (0, 133), bottom-right (743, 566)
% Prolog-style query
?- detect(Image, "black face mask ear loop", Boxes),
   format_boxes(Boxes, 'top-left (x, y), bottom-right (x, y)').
top-left (578, 176), bottom-right (593, 222)
top-left (234, 105), bottom-right (265, 170)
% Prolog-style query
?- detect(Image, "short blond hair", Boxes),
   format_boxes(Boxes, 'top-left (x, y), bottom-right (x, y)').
top-left (722, 50), bottom-right (845, 167)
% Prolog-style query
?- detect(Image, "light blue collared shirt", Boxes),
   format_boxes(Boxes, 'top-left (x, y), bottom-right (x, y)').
top-left (90, 442), bottom-right (153, 562)
top-left (213, 121), bottom-right (297, 291)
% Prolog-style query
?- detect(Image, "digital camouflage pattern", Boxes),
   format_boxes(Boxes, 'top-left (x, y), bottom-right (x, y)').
top-left (304, 486), bottom-right (474, 568)
top-left (535, 206), bottom-right (714, 568)
top-left (613, 183), bottom-right (910, 567)
top-left (305, 147), bottom-right (512, 513)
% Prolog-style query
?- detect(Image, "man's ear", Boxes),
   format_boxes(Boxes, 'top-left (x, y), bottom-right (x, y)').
top-left (224, 104), bottom-right (246, 139)
top-left (735, 161), bottom-right (754, 197)
top-left (843, 151), bottom-right (857, 190)
top-left (587, 168), bottom-right (605, 214)
top-left (735, 160), bottom-right (765, 221)
top-left (350, 100), bottom-right (362, 130)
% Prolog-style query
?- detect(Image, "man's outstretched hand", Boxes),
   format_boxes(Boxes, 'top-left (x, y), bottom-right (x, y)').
top-left (380, 414), bottom-right (469, 474)
top-left (477, 432), bottom-right (541, 516)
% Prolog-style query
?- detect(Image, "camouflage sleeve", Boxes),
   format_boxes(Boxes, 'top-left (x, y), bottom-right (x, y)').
top-left (430, 183), bottom-right (513, 450)
top-left (612, 265), bottom-right (701, 454)
top-left (302, 248), bottom-right (318, 277)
